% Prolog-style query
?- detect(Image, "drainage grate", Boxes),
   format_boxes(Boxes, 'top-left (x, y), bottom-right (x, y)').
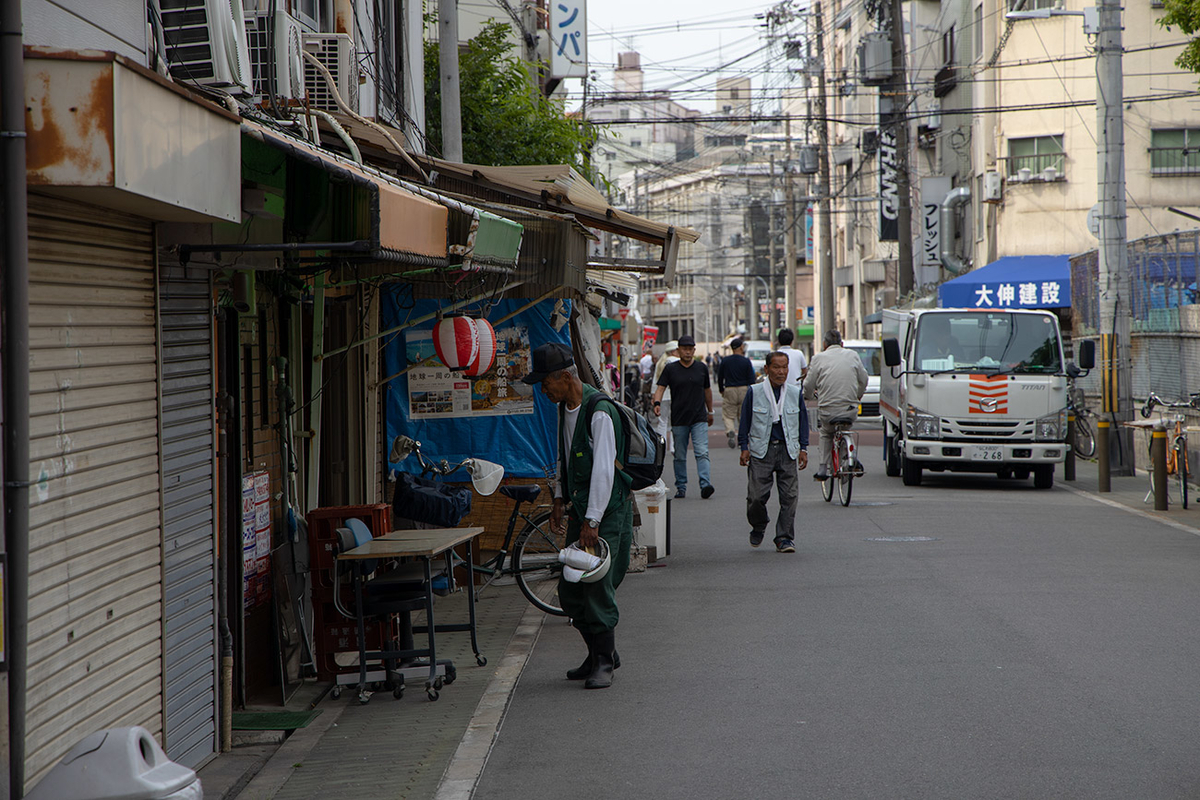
top-left (865, 535), bottom-right (939, 542)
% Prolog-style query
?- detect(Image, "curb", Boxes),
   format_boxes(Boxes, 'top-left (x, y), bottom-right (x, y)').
top-left (433, 601), bottom-right (548, 800)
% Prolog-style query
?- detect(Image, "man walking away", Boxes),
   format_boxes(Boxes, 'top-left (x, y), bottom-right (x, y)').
top-left (718, 337), bottom-right (756, 449)
top-left (804, 329), bottom-right (869, 482)
top-left (523, 343), bottom-right (633, 689)
top-left (777, 328), bottom-right (809, 387)
top-left (739, 351), bottom-right (809, 553)
top-left (652, 334), bottom-right (715, 500)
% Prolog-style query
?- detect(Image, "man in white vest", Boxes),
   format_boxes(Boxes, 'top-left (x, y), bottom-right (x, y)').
top-left (738, 351), bottom-right (810, 553)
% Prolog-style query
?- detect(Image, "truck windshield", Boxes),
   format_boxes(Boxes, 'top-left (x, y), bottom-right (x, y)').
top-left (913, 313), bottom-right (1061, 373)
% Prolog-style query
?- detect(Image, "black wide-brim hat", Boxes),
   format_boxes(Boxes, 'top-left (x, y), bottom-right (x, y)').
top-left (521, 342), bottom-right (574, 384)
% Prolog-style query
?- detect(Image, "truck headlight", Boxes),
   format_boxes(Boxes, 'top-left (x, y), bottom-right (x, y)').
top-left (1035, 409), bottom-right (1067, 441)
top-left (907, 404), bottom-right (940, 439)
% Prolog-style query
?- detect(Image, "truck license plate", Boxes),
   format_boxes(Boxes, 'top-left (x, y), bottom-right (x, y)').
top-left (972, 445), bottom-right (1004, 461)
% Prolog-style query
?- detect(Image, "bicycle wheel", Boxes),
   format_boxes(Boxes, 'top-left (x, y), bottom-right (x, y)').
top-left (821, 445), bottom-right (835, 502)
top-left (513, 509), bottom-right (566, 616)
top-left (837, 437), bottom-right (853, 507)
top-left (1178, 439), bottom-right (1189, 510)
top-left (1074, 416), bottom-right (1096, 458)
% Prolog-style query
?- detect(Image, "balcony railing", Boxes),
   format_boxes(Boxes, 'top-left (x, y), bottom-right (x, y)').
top-left (1149, 146), bottom-right (1200, 176)
top-left (1001, 152), bottom-right (1065, 178)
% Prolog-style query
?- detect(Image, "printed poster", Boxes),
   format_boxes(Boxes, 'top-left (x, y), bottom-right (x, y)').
top-left (405, 325), bottom-right (536, 419)
top-left (243, 470), bottom-right (273, 611)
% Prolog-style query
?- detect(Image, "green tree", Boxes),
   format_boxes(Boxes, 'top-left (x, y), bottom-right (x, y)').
top-left (1160, 0), bottom-right (1200, 73)
top-left (425, 21), bottom-right (599, 178)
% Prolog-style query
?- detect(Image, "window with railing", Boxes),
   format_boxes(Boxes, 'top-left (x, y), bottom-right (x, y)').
top-left (1150, 129), bottom-right (1200, 175)
top-left (1006, 135), bottom-right (1065, 178)
top-left (1008, 0), bottom-right (1057, 8)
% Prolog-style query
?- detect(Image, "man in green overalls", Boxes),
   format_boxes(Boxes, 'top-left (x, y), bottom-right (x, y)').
top-left (522, 342), bottom-right (633, 689)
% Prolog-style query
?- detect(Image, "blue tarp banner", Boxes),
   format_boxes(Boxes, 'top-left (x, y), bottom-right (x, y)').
top-left (383, 289), bottom-right (570, 480)
top-left (938, 255), bottom-right (1071, 309)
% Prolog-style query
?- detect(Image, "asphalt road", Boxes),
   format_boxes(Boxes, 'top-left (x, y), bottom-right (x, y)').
top-left (474, 424), bottom-right (1200, 799)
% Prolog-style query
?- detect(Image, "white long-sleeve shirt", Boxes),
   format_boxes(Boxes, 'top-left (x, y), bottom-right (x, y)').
top-left (561, 402), bottom-right (617, 525)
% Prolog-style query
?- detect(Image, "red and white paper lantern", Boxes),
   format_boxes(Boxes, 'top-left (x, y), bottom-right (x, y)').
top-left (433, 315), bottom-right (478, 371)
top-left (465, 318), bottom-right (497, 376)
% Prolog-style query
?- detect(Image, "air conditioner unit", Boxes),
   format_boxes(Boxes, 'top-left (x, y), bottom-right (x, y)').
top-left (245, 9), bottom-right (304, 102)
top-left (160, 0), bottom-right (252, 95)
top-left (302, 32), bottom-right (358, 114)
top-left (983, 170), bottom-right (1003, 201)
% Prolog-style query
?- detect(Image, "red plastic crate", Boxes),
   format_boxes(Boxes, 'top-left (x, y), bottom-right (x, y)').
top-left (307, 503), bottom-right (391, 574)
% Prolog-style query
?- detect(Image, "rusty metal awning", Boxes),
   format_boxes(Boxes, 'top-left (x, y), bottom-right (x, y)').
top-left (315, 114), bottom-right (699, 283)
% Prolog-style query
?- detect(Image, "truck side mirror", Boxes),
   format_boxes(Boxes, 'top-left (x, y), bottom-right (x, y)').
top-left (1076, 339), bottom-right (1095, 370)
top-left (883, 338), bottom-right (901, 367)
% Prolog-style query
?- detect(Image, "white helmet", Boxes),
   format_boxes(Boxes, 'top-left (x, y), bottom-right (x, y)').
top-left (559, 537), bottom-right (611, 584)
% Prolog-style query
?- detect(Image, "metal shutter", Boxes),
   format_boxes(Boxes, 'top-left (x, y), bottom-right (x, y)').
top-left (159, 265), bottom-right (217, 769)
top-left (26, 195), bottom-right (164, 784)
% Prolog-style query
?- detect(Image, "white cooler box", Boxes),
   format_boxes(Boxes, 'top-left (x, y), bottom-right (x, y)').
top-left (633, 480), bottom-right (668, 559)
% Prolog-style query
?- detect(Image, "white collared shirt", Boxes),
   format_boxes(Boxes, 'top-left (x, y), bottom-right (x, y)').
top-left (562, 401), bottom-right (617, 525)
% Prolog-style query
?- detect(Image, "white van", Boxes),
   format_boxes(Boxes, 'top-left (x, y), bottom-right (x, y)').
top-left (842, 339), bottom-right (881, 421)
top-left (743, 340), bottom-right (773, 377)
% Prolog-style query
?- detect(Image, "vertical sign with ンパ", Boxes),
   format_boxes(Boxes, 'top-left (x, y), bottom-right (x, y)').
top-left (550, 1), bottom-right (588, 78)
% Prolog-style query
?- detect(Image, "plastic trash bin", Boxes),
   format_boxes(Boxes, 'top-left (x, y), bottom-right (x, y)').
top-left (633, 479), bottom-right (668, 558)
top-left (26, 726), bottom-right (202, 800)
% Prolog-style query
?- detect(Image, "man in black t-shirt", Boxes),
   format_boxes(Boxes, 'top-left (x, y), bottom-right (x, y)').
top-left (652, 334), bottom-right (715, 499)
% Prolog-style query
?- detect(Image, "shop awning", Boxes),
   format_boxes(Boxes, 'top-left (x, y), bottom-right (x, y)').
top-left (239, 121), bottom-right (448, 262)
top-left (938, 255), bottom-right (1071, 309)
top-left (316, 113), bottom-right (699, 282)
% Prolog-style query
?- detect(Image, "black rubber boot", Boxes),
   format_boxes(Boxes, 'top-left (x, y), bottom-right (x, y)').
top-left (566, 629), bottom-right (594, 680)
top-left (585, 630), bottom-right (616, 689)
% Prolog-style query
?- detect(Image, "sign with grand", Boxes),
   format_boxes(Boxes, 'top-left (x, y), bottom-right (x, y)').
top-left (878, 112), bottom-right (900, 242)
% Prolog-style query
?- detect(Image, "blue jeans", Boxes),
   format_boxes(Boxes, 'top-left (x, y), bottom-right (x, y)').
top-left (672, 421), bottom-right (712, 494)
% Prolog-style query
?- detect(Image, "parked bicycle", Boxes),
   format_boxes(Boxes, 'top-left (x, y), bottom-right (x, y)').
top-left (1139, 392), bottom-right (1200, 509)
top-left (1066, 382), bottom-right (1097, 459)
top-left (391, 436), bottom-right (566, 616)
top-left (821, 419), bottom-right (862, 507)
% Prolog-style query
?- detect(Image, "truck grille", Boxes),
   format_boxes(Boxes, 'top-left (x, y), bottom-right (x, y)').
top-left (942, 418), bottom-right (1034, 441)
top-left (860, 402), bottom-right (880, 417)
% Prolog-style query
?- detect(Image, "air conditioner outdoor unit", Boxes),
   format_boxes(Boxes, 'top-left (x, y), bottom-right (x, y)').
top-left (160, 0), bottom-right (252, 95)
top-left (302, 32), bottom-right (358, 114)
top-left (245, 9), bottom-right (304, 102)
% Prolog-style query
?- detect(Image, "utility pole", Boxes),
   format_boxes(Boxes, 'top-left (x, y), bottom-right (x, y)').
top-left (889, 0), bottom-right (915, 297)
top-left (1096, 0), bottom-right (1133, 484)
top-left (784, 114), bottom-right (798, 337)
top-left (768, 153), bottom-right (780, 337)
top-left (438, 0), bottom-right (463, 161)
top-left (814, 0), bottom-right (836, 336)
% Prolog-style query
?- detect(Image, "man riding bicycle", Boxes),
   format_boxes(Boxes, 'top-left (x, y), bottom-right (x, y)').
top-left (804, 329), bottom-right (869, 482)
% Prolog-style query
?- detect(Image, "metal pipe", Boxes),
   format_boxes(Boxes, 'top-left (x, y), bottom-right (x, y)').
top-left (1, 0), bottom-right (30, 791)
top-left (216, 391), bottom-right (234, 752)
top-left (940, 187), bottom-right (971, 274)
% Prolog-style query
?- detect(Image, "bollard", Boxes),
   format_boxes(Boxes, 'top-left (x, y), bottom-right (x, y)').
top-left (1152, 426), bottom-right (1169, 510)
top-left (1098, 420), bottom-right (1110, 492)
top-left (1065, 411), bottom-right (1076, 481)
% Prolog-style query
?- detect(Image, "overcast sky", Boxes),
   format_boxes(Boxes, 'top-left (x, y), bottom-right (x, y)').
top-left (581, 0), bottom-right (778, 113)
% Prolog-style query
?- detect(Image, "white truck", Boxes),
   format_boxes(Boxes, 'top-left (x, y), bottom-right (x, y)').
top-left (880, 308), bottom-right (1094, 489)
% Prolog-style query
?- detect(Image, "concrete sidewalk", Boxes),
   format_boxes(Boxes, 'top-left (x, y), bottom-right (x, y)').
top-left (198, 577), bottom-right (541, 800)
top-left (1058, 453), bottom-right (1200, 535)
top-left (199, 444), bottom-right (1200, 800)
